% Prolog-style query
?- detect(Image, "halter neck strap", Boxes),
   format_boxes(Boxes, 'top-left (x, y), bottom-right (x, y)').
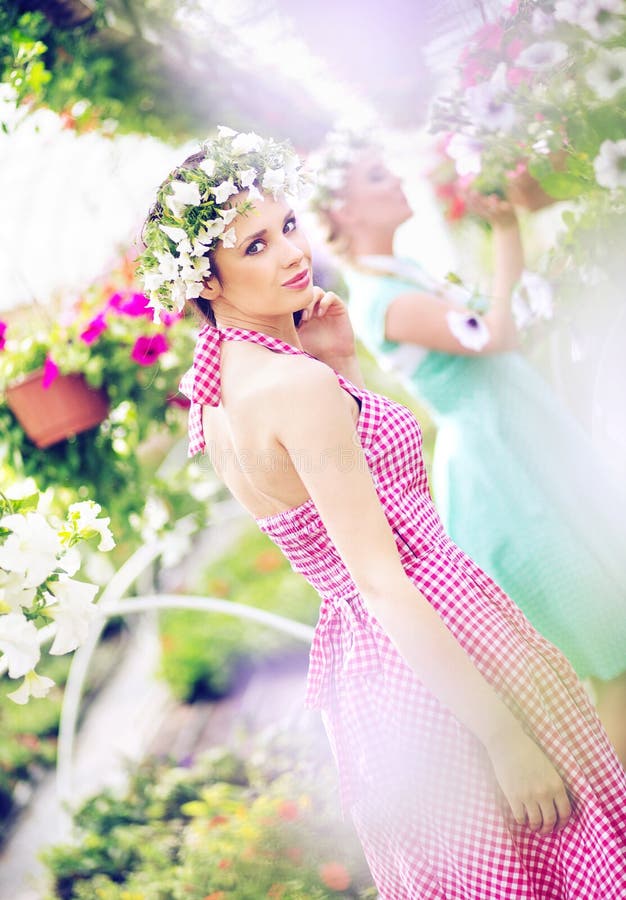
top-left (179, 324), bottom-right (350, 457)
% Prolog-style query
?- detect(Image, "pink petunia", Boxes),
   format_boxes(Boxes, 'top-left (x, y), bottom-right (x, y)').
top-left (80, 313), bottom-right (107, 345)
top-left (0, 321), bottom-right (7, 351)
top-left (42, 356), bottom-right (59, 389)
top-left (131, 333), bottom-right (169, 366)
top-left (507, 67), bottom-right (532, 88)
top-left (473, 23), bottom-right (504, 51)
top-left (109, 292), bottom-right (152, 318)
top-left (506, 39), bottom-right (525, 61)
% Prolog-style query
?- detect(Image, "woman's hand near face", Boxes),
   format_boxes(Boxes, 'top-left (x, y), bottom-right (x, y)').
top-left (297, 287), bottom-right (365, 386)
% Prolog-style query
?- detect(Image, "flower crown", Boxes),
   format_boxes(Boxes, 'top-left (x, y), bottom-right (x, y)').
top-left (307, 129), bottom-right (378, 215)
top-left (139, 127), bottom-right (306, 320)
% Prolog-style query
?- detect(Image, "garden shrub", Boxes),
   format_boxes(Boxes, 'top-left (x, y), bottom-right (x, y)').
top-left (43, 721), bottom-right (376, 899)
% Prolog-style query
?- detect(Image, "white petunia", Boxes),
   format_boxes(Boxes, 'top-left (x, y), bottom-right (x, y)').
top-left (0, 571), bottom-right (36, 613)
top-left (0, 513), bottom-right (63, 587)
top-left (67, 501), bottom-right (115, 552)
top-left (217, 125), bottom-right (237, 138)
top-left (156, 251), bottom-right (180, 280)
top-left (213, 179), bottom-right (238, 203)
top-left (0, 613), bottom-right (40, 678)
top-left (165, 179), bottom-right (201, 217)
top-left (142, 270), bottom-right (167, 292)
top-left (554, 0), bottom-right (591, 24)
top-left (585, 48), bottom-right (626, 99)
top-left (220, 227), bottom-right (237, 249)
top-left (464, 64), bottom-right (516, 133)
top-left (246, 183), bottom-right (265, 204)
top-left (170, 280), bottom-right (188, 312)
top-left (231, 132), bottom-right (263, 155)
top-left (446, 310), bottom-right (490, 351)
top-left (515, 41), bottom-right (569, 70)
top-left (532, 9), bottom-right (555, 34)
top-left (219, 206), bottom-right (239, 225)
top-left (47, 578), bottom-right (99, 656)
top-left (196, 219), bottom-right (226, 245)
top-left (447, 134), bottom-right (483, 176)
top-left (199, 158), bottom-right (216, 177)
top-left (239, 167), bottom-right (257, 188)
top-left (593, 139), bottom-right (626, 189)
top-left (262, 167), bottom-right (286, 198)
top-left (578, 0), bottom-right (626, 40)
top-left (8, 670), bottom-right (55, 704)
top-left (159, 224), bottom-right (188, 245)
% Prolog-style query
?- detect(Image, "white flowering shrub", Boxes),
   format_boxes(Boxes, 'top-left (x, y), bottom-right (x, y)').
top-left (0, 491), bottom-right (114, 703)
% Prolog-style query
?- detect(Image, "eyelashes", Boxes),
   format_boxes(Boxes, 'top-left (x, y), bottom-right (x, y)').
top-left (244, 217), bottom-right (297, 256)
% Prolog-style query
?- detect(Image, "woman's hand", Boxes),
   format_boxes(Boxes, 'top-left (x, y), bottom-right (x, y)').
top-left (297, 287), bottom-right (356, 363)
top-left (486, 726), bottom-right (572, 834)
top-left (463, 190), bottom-right (519, 229)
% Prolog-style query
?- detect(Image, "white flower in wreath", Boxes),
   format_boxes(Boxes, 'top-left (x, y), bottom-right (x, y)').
top-left (446, 310), bottom-right (490, 351)
top-left (231, 132), bottom-right (263, 155)
top-left (246, 183), bottom-right (265, 204)
top-left (262, 167), bottom-right (286, 198)
top-left (217, 125), bottom-right (237, 138)
top-left (199, 158), bottom-right (216, 177)
top-left (142, 270), bottom-right (167, 293)
top-left (594, 139), bottom-right (626, 189)
top-left (464, 64), bottom-right (516, 133)
top-left (0, 612), bottom-right (40, 678)
top-left (0, 512), bottom-right (63, 587)
top-left (156, 251), bottom-right (180, 280)
top-left (7, 670), bottom-right (56, 705)
top-left (160, 224), bottom-right (188, 245)
top-left (220, 227), bottom-right (237, 249)
top-left (165, 179), bottom-right (202, 218)
top-left (47, 578), bottom-right (99, 656)
top-left (447, 134), bottom-right (483, 176)
top-left (213, 179), bottom-right (238, 204)
top-left (219, 206), bottom-right (239, 225)
top-left (239, 167), bottom-right (257, 189)
top-left (196, 219), bottom-right (227, 246)
top-left (585, 48), bottom-right (626, 99)
top-left (515, 41), bottom-right (569, 70)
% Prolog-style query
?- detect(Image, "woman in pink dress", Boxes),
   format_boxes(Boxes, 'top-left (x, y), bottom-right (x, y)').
top-left (140, 129), bottom-right (626, 899)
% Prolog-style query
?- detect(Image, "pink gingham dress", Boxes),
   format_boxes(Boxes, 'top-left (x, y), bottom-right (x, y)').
top-left (181, 325), bottom-right (626, 900)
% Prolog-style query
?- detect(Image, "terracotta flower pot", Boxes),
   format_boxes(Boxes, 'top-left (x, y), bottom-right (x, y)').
top-left (5, 370), bottom-right (109, 448)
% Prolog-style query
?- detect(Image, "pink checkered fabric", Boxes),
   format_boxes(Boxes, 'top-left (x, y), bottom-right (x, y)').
top-left (184, 326), bottom-right (626, 899)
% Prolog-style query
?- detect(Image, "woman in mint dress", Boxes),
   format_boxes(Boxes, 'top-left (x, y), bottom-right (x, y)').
top-left (312, 141), bottom-right (626, 763)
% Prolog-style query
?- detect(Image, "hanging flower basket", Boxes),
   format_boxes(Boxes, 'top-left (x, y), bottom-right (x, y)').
top-left (5, 370), bottom-right (109, 449)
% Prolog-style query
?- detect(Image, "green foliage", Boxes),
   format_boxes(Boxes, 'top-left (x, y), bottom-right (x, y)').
top-left (0, 0), bottom-right (206, 140)
top-left (0, 269), bottom-right (203, 550)
top-left (159, 527), bottom-right (319, 700)
top-left (42, 727), bottom-right (374, 899)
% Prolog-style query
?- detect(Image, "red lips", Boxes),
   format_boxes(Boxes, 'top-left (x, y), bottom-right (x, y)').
top-left (282, 269), bottom-right (310, 288)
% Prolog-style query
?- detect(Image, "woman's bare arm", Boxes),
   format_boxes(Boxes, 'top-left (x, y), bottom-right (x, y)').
top-left (271, 358), bottom-right (571, 833)
top-left (385, 197), bottom-right (523, 355)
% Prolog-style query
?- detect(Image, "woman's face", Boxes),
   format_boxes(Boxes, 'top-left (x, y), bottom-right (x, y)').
top-left (340, 152), bottom-right (412, 230)
top-left (205, 192), bottom-right (314, 323)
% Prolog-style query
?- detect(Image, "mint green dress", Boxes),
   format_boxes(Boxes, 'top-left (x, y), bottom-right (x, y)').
top-left (346, 259), bottom-right (626, 681)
